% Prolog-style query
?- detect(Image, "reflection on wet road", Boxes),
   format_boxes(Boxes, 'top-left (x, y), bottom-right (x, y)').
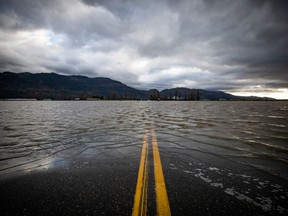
top-left (0, 101), bottom-right (288, 215)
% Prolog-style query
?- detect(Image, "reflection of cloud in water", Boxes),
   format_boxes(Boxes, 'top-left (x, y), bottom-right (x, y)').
top-left (0, 156), bottom-right (68, 177)
top-left (50, 159), bottom-right (67, 169)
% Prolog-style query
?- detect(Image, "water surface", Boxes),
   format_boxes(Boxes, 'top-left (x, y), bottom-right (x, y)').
top-left (0, 101), bottom-right (287, 178)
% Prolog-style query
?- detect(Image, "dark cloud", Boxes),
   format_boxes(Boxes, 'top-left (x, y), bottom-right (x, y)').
top-left (0, 0), bottom-right (287, 98)
top-left (0, 0), bottom-right (56, 30)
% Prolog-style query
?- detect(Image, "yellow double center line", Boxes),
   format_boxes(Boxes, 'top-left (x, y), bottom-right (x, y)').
top-left (132, 129), bottom-right (149, 216)
top-left (132, 128), bottom-right (171, 216)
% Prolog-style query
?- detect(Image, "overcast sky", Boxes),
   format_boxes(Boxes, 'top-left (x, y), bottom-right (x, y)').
top-left (0, 0), bottom-right (287, 99)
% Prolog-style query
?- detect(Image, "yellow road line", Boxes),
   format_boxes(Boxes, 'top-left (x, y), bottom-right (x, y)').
top-left (132, 128), bottom-right (171, 216)
top-left (132, 130), bottom-right (149, 216)
top-left (152, 128), bottom-right (171, 216)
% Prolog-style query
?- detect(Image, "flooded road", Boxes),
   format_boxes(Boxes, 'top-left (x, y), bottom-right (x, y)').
top-left (0, 101), bottom-right (288, 215)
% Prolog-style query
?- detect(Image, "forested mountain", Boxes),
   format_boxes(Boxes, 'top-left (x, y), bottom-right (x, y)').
top-left (0, 72), bottom-right (148, 100)
top-left (0, 72), bottom-right (274, 101)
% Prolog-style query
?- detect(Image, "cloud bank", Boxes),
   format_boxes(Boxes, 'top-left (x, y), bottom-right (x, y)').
top-left (0, 0), bottom-right (287, 98)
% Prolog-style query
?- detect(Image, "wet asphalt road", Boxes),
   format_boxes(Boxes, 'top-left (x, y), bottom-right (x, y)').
top-left (1, 101), bottom-right (288, 215)
top-left (1, 128), bottom-right (287, 216)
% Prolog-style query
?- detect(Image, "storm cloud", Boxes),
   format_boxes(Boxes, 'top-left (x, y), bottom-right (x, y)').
top-left (0, 0), bottom-right (287, 98)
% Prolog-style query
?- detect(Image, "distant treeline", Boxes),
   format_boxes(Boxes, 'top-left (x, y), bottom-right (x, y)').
top-left (0, 72), bottom-right (276, 101)
top-left (149, 89), bottom-right (201, 100)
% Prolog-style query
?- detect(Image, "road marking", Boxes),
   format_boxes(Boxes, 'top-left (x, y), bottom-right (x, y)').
top-left (132, 130), bottom-right (149, 216)
top-left (132, 128), bottom-right (171, 216)
top-left (152, 128), bottom-right (171, 216)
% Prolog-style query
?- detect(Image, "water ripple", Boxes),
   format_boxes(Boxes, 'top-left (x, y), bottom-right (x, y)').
top-left (0, 101), bottom-right (288, 180)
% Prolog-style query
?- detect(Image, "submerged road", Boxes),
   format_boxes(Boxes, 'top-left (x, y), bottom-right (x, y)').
top-left (1, 100), bottom-right (288, 216)
top-left (1, 126), bottom-right (287, 216)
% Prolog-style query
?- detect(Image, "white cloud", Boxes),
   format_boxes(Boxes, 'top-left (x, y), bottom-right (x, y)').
top-left (0, 0), bottom-right (287, 98)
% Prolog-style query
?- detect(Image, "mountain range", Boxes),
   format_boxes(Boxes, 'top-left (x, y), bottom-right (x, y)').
top-left (0, 72), bottom-right (274, 101)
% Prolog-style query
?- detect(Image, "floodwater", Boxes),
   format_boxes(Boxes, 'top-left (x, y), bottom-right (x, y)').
top-left (0, 101), bottom-right (288, 215)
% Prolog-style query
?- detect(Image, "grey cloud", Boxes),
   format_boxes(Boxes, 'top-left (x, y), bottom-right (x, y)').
top-left (264, 82), bottom-right (288, 89)
top-left (0, 0), bottom-right (287, 98)
top-left (0, 0), bottom-right (56, 30)
top-left (81, 0), bottom-right (134, 18)
top-left (0, 0), bottom-right (123, 46)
